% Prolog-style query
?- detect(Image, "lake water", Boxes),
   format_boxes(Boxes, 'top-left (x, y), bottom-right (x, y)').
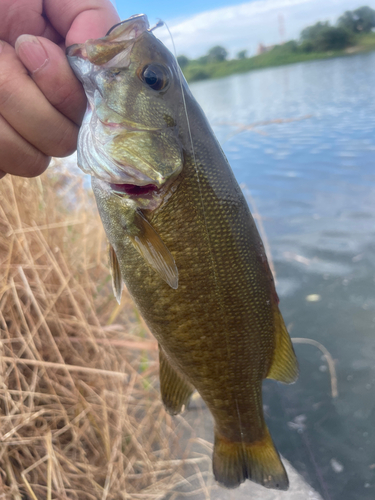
top-left (189, 52), bottom-right (375, 500)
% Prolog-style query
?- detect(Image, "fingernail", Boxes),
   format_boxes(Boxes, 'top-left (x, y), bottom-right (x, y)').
top-left (15, 34), bottom-right (49, 73)
top-left (0, 40), bottom-right (4, 54)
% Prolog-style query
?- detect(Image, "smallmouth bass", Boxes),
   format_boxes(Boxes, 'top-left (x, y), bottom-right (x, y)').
top-left (67, 14), bottom-right (298, 490)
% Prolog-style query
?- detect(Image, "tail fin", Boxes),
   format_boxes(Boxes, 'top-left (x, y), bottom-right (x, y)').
top-left (212, 426), bottom-right (288, 490)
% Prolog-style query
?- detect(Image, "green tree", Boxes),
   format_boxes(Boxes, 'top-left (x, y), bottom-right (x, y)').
top-left (301, 21), bottom-right (330, 41)
top-left (283, 40), bottom-right (299, 52)
top-left (300, 40), bottom-right (314, 53)
top-left (237, 49), bottom-right (248, 59)
top-left (315, 26), bottom-right (352, 51)
top-left (338, 6), bottom-right (375, 33)
top-left (207, 45), bottom-right (228, 62)
top-left (186, 68), bottom-right (210, 82)
top-left (197, 55), bottom-right (209, 65)
top-left (355, 6), bottom-right (375, 31)
top-left (177, 55), bottom-right (189, 69)
top-left (300, 21), bottom-right (352, 51)
top-left (337, 11), bottom-right (357, 32)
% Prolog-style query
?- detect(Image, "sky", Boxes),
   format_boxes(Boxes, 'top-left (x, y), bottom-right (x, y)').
top-left (111, 0), bottom-right (375, 58)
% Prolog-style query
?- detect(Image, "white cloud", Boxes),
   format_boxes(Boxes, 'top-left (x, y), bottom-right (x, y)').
top-left (155, 0), bottom-right (375, 58)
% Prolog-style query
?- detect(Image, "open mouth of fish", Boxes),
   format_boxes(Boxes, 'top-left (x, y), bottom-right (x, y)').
top-left (109, 182), bottom-right (159, 198)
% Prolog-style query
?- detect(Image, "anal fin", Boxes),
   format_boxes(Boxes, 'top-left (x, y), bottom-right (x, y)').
top-left (213, 426), bottom-right (288, 490)
top-left (267, 306), bottom-right (299, 384)
top-left (129, 211), bottom-right (178, 290)
top-left (159, 346), bottom-right (195, 415)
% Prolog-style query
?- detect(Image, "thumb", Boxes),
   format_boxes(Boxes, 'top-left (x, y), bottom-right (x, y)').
top-left (15, 35), bottom-right (86, 125)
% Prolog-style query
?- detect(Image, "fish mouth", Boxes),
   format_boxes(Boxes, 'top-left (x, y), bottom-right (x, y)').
top-left (107, 180), bottom-right (170, 211)
top-left (66, 14), bottom-right (149, 66)
top-left (109, 182), bottom-right (158, 197)
top-left (107, 171), bottom-right (180, 211)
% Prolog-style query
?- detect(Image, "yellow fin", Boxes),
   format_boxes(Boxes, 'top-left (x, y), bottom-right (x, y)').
top-left (129, 211), bottom-right (178, 290)
top-left (267, 307), bottom-right (299, 384)
top-left (212, 426), bottom-right (288, 490)
top-left (159, 346), bottom-right (194, 415)
top-left (108, 244), bottom-right (123, 304)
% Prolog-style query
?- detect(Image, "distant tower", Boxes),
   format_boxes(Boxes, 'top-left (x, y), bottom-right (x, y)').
top-left (278, 13), bottom-right (285, 44)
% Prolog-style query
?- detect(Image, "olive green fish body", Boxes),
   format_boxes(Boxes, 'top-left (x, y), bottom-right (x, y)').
top-left (68, 15), bottom-right (298, 490)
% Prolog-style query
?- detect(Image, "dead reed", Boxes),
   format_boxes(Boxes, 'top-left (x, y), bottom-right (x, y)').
top-left (0, 164), bottom-right (202, 499)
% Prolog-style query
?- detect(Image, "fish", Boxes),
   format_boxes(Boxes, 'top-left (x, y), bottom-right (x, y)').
top-left (66, 14), bottom-right (299, 490)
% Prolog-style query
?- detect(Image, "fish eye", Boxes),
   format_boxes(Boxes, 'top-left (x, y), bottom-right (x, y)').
top-left (140, 64), bottom-right (169, 91)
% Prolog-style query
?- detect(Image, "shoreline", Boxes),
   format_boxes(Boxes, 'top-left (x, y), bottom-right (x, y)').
top-left (182, 33), bottom-right (375, 83)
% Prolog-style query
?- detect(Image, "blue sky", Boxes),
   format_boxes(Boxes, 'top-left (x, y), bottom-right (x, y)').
top-left (111, 0), bottom-right (375, 58)
top-left (113, 0), bottom-right (237, 24)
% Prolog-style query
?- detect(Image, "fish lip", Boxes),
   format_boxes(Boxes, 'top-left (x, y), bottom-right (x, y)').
top-left (66, 44), bottom-right (86, 58)
top-left (97, 116), bottom-right (162, 133)
top-left (93, 161), bottom-right (164, 188)
top-left (66, 14), bottom-right (149, 61)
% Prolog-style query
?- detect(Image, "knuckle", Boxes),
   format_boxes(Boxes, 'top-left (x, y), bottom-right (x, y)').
top-left (19, 152), bottom-right (51, 178)
top-left (0, 73), bottom-right (19, 109)
top-left (0, 46), bottom-right (26, 109)
top-left (53, 82), bottom-right (81, 109)
top-left (44, 79), bottom-right (86, 124)
top-left (48, 121), bottom-right (78, 158)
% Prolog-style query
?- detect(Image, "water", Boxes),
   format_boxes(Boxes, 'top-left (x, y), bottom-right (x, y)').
top-left (189, 52), bottom-right (375, 500)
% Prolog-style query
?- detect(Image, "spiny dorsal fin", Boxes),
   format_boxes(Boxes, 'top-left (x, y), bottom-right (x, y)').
top-left (267, 306), bottom-right (299, 384)
top-left (159, 346), bottom-right (195, 415)
top-left (109, 244), bottom-right (123, 304)
top-left (129, 211), bottom-right (178, 290)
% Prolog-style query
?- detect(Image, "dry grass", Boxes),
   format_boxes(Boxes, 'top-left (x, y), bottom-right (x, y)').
top-left (0, 163), bottom-right (205, 499)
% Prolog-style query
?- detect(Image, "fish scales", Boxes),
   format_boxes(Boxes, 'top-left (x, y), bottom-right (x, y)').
top-left (67, 14), bottom-right (299, 491)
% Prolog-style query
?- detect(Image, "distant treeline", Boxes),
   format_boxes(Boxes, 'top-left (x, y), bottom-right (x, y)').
top-left (179, 5), bottom-right (375, 82)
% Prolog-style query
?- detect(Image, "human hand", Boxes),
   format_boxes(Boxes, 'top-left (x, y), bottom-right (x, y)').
top-left (0, 0), bottom-right (120, 179)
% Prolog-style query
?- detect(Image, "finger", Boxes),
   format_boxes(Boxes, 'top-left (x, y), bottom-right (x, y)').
top-left (0, 41), bottom-right (78, 158)
top-left (0, 115), bottom-right (50, 178)
top-left (44, 0), bottom-right (120, 45)
top-left (0, 0), bottom-right (63, 46)
top-left (15, 35), bottom-right (86, 125)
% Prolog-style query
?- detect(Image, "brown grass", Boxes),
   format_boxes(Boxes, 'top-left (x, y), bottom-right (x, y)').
top-left (0, 163), bottom-right (205, 499)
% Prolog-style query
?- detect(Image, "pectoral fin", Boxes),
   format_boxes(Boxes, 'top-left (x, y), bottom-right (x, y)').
top-left (266, 307), bottom-right (299, 384)
top-left (129, 211), bottom-right (178, 290)
top-left (109, 245), bottom-right (123, 304)
top-left (159, 346), bottom-right (195, 415)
